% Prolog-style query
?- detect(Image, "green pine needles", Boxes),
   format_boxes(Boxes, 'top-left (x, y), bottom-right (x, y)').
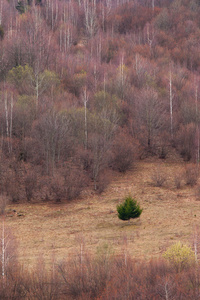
top-left (117, 196), bottom-right (143, 221)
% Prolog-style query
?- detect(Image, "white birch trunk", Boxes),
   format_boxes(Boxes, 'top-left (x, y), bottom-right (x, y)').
top-left (59, 28), bottom-right (62, 52)
top-left (4, 91), bottom-right (8, 138)
top-left (101, 5), bottom-right (105, 32)
top-left (45, 0), bottom-right (48, 15)
top-left (67, 26), bottom-right (70, 51)
top-left (152, 0), bottom-right (155, 12)
top-left (83, 88), bottom-right (88, 150)
top-left (194, 230), bottom-right (198, 263)
top-left (80, 242), bottom-right (83, 276)
top-left (35, 75), bottom-right (39, 108)
top-left (55, 0), bottom-right (58, 24)
top-left (103, 73), bottom-right (106, 96)
top-left (1, 129), bottom-right (3, 159)
top-left (97, 34), bottom-right (102, 62)
top-left (196, 85), bottom-right (199, 166)
top-left (135, 53), bottom-right (138, 75)
top-left (119, 54), bottom-right (125, 100)
top-left (94, 64), bottom-right (97, 91)
top-left (10, 18), bottom-right (13, 39)
top-left (64, 27), bottom-right (67, 53)
top-left (2, 218), bottom-right (4, 277)
top-left (9, 94), bottom-right (13, 153)
top-left (169, 70), bottom-right (173, 140)
top-left (164, 283), bottom-right (169, 300)
top-left (0, 0), bottom-right (2, 26)
top-left (51, 0), bottom-right (54, 30)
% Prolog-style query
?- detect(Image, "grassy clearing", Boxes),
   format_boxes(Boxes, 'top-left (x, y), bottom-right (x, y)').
top-left (3, 158), bottom-right (200, 267)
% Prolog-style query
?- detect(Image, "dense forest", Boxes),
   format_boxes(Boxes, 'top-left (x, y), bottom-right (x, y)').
top-left (0, 0), bottom-right (200, 202)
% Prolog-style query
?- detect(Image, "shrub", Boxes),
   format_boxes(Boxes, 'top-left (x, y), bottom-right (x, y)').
top-left (195, 185), bottom-right (200, 200)
top-left (117, 196), bottom-right (143, 222)
top-left (151, 167), bottom-right (167, 187)
top-left (0, 194), bottom-right (9, 215)
top-left (50, 178), bottom-right (65, 203)
top-left (163, 242), bottom-right (195, 272)
top-left (94, 171), bottom-right (110, 194)
top-left (173, 171), bottom-right (183, 189)
top-left (24, 170), bottom-right (37, 202)
top-left (62, 164), bottom-right (87, 200)
top-left (176, 123), bottom-right (196, 161)
top-left (185, 164), bottom-right (198, 186)
top-left (111, 130), bottom-right (136, 173)
top-left (49, 164), bottom-right (87, 202)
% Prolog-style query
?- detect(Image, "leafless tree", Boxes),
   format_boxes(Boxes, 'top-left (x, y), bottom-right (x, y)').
top-left (83, 0), bottom-right (98, 38)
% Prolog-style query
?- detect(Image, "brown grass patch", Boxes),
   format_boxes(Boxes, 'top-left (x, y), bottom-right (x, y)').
top-left (3, 160), bottom-right (200, 267)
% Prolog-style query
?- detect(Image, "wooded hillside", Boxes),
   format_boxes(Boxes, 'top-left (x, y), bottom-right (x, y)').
top-left (0, 1), bottom-right (200, 298)
top-left (0, 0), bottom-right (200, 200)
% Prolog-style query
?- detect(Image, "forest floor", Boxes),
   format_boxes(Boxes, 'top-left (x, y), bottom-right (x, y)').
top-left (4, 155), bottom-right (200, 268)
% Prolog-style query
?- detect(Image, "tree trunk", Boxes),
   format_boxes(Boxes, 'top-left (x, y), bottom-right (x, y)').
top-left (169, 70), bottom-right (174, 140)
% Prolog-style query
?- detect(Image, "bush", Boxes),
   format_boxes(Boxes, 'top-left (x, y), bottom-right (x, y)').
top-left (176, 123), bottom-right (196, 161)
top-left (117, 196), bottom-right (143, 222)
top-left (62, 164), bottom-right (87, 200)
top-left (111, 130), bottom-right (136, 173)
top-left (94, 171), bottom-right (110, 194)
top-left (163, 242), bottom-right (195, 273)
top-left (151, 167), bottom-right (167, 187)
top-left (0, 194), bottom-right (9, 215)
top-left (24, 170), bottom-right (37, 202)
top-left (195, 185), bottom-right (200, 200)
top-left (173, 171), bottom-right (183, 189)
top-left (185, 164), bottom-right (198, 187)
top-left (49, 164), bottom-right (87, 202)
top-left (50, 178), bottom-right (65, 203)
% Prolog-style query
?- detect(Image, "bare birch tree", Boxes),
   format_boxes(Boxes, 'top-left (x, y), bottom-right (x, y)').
top-left (2, 87), bottom-right (14, 154)
top-left (169, 68), bottom-right (174, 140)
top-left (0, 195), bottom-right (16, 282)
top-left (195, 78), bottom-right (200, 166)
top-left (82, 87), bottom-right (88, 150)
top-left (83, 0), bottom-right (98, 38)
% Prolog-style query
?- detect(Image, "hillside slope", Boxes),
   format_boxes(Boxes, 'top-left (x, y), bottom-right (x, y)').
top-left (5, 158), bottom-right (200, 267)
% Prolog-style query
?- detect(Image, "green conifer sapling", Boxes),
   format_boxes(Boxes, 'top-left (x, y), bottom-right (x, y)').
top-left (117, 196), bottom-right (143, 222)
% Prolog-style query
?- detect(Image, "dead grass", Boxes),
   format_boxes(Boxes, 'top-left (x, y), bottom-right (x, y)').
top-left (3, 159), bottom-right (200, 267)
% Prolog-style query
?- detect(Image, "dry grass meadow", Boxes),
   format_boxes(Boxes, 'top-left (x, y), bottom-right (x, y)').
top-left (4, 156), bottom-right (200, 268)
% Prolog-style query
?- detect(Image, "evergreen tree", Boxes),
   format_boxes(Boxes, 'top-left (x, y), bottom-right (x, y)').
top-left (117, 196), bottom-right (143, 222)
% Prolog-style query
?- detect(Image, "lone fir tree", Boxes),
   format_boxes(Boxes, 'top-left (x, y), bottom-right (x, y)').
top-left (117, 196), bottom-right (143, 222)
